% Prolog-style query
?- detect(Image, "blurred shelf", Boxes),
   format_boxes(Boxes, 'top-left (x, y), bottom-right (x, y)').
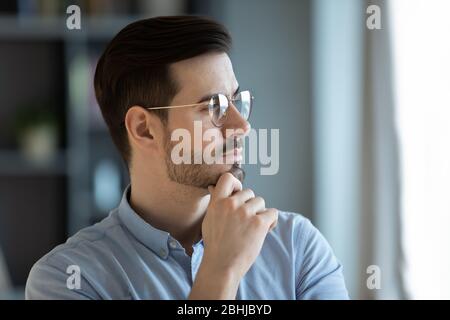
top-left (0, 149), bottom-right (66, 176)
top-left (0, 14), bottom-right (154, 40)
top-left (0, 1), bottom-right (208, 286)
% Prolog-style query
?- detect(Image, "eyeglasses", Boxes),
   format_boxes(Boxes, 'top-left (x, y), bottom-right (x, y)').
top-left (145, 90), bottom-right (254, 127)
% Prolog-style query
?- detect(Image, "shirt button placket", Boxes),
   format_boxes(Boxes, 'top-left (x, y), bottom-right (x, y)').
top-left (159, 248), bottom-right (167, 258)
top-left (169, 239), bottom-right (177, 249)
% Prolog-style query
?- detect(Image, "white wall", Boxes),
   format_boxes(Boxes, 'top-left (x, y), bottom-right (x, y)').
top-left (214, 0), bottom-right (314, 219)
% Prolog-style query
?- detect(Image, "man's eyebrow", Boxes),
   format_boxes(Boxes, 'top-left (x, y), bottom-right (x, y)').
top-left (196, 85), bottom-right (240, 104)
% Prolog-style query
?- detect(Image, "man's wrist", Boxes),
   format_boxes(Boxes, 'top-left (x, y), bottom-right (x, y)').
top-left (189, 260), bottom-right (240, 300)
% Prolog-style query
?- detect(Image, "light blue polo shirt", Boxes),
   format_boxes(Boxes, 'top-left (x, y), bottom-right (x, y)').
top-left (25, 185), bottom-right (349, 300)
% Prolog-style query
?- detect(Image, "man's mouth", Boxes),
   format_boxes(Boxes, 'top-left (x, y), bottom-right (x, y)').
top-left (220, 138), bottom-right (243, 156)
top-left (222, 147), bottom-right (243, 163)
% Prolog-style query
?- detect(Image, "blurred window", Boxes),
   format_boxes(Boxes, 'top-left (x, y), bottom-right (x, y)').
top-left (391, 0), bottom-right (450, 299)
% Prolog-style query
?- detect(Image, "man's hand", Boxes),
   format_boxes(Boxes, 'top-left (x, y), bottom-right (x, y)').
top-left (189, 173), bottom-right (278, 300)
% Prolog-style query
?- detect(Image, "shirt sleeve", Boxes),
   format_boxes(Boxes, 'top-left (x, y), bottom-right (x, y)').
top-left (25, 257), bottom-right (100, 300)
top-left (295, 218), bottom-right (350, 299)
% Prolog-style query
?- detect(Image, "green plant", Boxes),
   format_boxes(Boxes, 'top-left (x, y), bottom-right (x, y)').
top-left (13, 102), bottom-right (59, 142)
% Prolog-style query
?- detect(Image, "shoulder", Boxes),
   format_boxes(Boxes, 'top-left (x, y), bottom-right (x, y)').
top-left (265, 210), bottom-right (349, 299)
top-left (40, 210), bottom-right (123, 265)
top-left (25, 210), bottom-right (128, 299)
top-left (267, 210), bottom-right (316, 247)
top-left (267, 210), bottom-right (339, 268)
top-left (261, 210), bottom-right (319, 266)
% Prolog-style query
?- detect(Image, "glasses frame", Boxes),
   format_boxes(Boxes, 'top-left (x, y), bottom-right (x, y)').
top-left (144, 90), bottom-right (254, 127)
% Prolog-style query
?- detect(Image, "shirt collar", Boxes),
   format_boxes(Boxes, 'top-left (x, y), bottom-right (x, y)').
top-left (117, 184), bottom-right (171, 259)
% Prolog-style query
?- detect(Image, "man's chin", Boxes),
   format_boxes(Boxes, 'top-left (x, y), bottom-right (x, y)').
top-left (229, 164), bottom-right (245, 182)
top-left (165, 159), bottom-right (245, 190)
top-left (208, 163), bottom-right (245, 185)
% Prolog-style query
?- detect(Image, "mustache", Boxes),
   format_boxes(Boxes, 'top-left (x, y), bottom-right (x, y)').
top-left (216, 137), bottom-right (243, 157)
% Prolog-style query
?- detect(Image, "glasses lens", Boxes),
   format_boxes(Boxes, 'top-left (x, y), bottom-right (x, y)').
top-left (233, 90), bottom-right (252, 121)
top-left (209, 93), bottom-right (228, 126)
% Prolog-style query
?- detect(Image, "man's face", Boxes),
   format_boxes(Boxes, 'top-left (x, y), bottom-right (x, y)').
top-left (162, 52), bottom-right (250, 189)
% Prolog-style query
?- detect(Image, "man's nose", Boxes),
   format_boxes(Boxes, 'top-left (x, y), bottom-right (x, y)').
top-left (222, 103), bottom-right (251, 137)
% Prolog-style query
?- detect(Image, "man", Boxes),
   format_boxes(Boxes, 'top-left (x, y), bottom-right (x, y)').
top-left (26, 16), bottom-right (348, 299)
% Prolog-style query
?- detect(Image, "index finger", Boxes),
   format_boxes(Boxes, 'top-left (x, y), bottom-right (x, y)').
top-left (210, 172), bottom-right (243, 200)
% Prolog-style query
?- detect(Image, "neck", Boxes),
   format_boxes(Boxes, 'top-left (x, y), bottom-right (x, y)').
top-left (129, 172), bottom-right (210, 249)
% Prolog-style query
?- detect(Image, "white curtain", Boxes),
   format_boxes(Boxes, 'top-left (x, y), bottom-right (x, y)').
top-left (390, 0), bottom-right (450, 299)
top-left (360, 0), bottom-right (405, 299)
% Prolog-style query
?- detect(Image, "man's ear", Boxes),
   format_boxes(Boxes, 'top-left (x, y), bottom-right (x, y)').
top-left (125, 106), bottom-right (162, 151)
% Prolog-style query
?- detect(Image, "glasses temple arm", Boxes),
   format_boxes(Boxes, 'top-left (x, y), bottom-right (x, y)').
top-left (146, 102), bottom-right (207, 110)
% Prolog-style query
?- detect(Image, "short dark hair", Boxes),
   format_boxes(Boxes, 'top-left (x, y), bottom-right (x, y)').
top-left (94, 15), bottom-right (232, 167)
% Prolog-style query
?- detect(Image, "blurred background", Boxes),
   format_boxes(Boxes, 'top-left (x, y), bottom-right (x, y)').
top-left (0, 0), bottom-right (449, 300)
